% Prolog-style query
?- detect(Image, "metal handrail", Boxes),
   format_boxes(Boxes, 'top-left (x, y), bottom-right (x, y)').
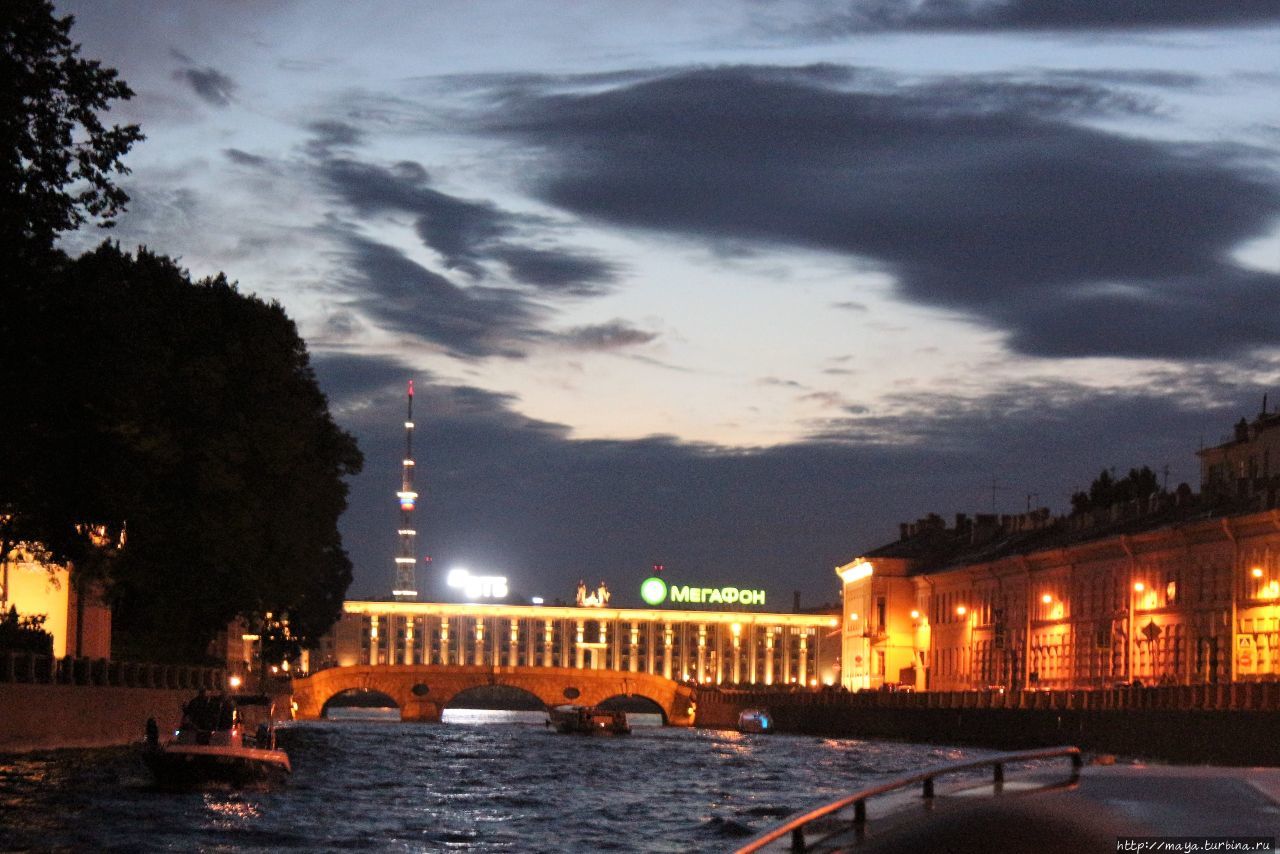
top-left (733, 745), bottom-right (1082, 854)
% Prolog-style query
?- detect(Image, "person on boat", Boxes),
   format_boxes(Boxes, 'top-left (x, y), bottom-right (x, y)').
top-left (183, 689), bottom-right (217, 731)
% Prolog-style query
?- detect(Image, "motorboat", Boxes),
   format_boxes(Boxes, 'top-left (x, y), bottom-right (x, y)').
top-left (143, 692), bottom-right (291, 787)
top-left (734, 746), bottom-right (1280, 853)
top-left (737, 708), bottom-right (773, 733)
top-left (547, 704), bottom-right (631, 735)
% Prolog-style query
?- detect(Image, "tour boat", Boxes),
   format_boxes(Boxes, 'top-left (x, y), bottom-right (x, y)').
top-left (737, 708), bottom-right (773, 733)
top-left (733, 746), bottom-right (1280, 853)
top-left (547, 704), bottom-right (631, 735)
top-left (143, 692), bottom-right (292, 787)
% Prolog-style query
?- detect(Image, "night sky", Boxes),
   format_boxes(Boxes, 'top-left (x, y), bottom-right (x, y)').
top-left (54, 1), bottom-right (1280, 607)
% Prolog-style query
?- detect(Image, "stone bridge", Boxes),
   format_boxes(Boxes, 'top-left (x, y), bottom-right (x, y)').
top-left (291, 664), bottom-right (698, 725)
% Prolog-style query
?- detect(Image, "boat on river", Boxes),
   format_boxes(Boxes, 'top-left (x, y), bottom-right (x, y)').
top-left (547, 704), bottom-right (631, 735)
top-left (143, 692), bottom-right (291, 787)
top-left (734, 746), bottom-right (1280, 853)
top-left (737, 708), bottom-right (773, 733)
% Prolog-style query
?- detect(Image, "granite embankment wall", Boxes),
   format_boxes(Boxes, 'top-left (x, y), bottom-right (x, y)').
top-left (0, 654), bottom-right (224, 753)
top-left (696, 684), bottom-right (1280, 766)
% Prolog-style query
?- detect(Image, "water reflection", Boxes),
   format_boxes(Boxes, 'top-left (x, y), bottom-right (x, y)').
top-left (0, 720), bottom-right (985, 852)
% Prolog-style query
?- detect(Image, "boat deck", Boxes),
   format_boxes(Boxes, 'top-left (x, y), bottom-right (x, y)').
top-left (738, 751), bottom-right (1280, 853)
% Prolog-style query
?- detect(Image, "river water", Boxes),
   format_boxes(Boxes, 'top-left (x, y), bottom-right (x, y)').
top-left (0, 710), bottom-right (985, 852)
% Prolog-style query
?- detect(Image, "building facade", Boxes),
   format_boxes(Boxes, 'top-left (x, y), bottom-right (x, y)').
top-left (839, 415), bottom-right (1280, 693)
top-left (1, 546), bottom-right (111, 659)
top-left (309, 600), bottom-right (840, 687)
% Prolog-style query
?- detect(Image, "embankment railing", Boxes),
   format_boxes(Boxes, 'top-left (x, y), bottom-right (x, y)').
top-left (0, 652), bottom-right (223, 691)
top-left (704, 680), bottom-right (1280, 712)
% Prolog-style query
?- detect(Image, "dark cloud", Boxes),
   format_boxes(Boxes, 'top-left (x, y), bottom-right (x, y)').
top-left (486, 67), bottom-right (1280, 359)
top-left (816, 0), bottom-right (1280, 32)
top-left (306, 120), bottom-right (365, 158)
top-left (555, 321), bottom-right (658, 351)
top-left (171, 63), bottom-right (236, 106)
top-left (223, 148), bottom-right (269, 168)
top-left (338, 235), bottom-right (545, 359)
top-left (315, 153), bottom-right (617, 294)
top-left (491, 246), bottom-right (618, 296)
top-left (319, 357), bottom-right (1249, 605)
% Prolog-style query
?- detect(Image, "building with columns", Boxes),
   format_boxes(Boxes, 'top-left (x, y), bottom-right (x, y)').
top-left (310, 600), bottom-right (839, 688)
top-left (838, 410), bottom-right (1280, 693)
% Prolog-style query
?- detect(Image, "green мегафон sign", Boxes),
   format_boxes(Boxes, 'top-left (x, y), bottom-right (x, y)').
top-left (639, 576), bottom-right (766, 607)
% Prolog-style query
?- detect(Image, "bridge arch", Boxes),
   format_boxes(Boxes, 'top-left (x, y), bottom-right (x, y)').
top-left (445, 683), bottom-right (545, 712)
top-left (292, 665), bottom-right (696, 726)
top-left (321, 687), bottom-right (399, 718)
top-left (597, 693), bottom-right (668, 724)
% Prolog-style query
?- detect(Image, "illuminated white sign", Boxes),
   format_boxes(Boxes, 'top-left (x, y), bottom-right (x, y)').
top-left (446, 568), bottom-right (508, 600)
top-left (640, 576), bottom-right (765, 607)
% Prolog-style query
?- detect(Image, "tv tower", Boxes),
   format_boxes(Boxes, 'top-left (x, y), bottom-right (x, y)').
top-left (392, 380), bottom-right (419, 601)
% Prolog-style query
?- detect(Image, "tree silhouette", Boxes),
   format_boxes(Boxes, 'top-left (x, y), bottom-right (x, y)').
top-left (1070, 466), bottom-right (1161, 515)
top-left (0, 245), bottom-right (363, 661)
top-left (0, 0), bottom-right (143, 261)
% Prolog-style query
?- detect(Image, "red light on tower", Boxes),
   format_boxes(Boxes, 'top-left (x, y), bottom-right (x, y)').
top-left (653, 563), bottom-right (664, 575)
top-left (408, 379), bottom-right (414, 397)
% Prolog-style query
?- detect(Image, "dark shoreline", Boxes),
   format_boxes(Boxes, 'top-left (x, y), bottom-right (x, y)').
top-left (695, 691), bottom-right (1280, 766)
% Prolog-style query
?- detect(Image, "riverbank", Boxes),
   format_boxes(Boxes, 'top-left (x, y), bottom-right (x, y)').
top-left (0, 654), bottom-right (226, 753)
top-left (0, 683), bottom-right (196, 752)
top-left (695, 687), bottom-right (1280, 765)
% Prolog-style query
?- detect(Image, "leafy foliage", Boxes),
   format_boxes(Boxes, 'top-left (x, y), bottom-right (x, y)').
top-left (0, 0), bottom-right (143, 260)
top-left (0, 606), bottom-right (53, 655)
top-left (0, 244), bottom-right (363, 662)
top-left (1070, 466), bottom-right (1160, 515)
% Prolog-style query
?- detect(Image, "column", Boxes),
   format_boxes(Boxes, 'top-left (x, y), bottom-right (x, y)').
top-left (369, 616), bottom-right (380, 666)
top-left (473, 618), bottom-right (485, 666)
top-left (438, 618), bottom-right (449, 666)
top-left (543, 620), bottom-right (555, 668)
top-left (748, 625), bottom-right (758, 684)
top-left (764, 628), bottom-right (775, 685)
top-left (629, 625), bottom-right (640, 672)
top-left (799, 633), bottom-right (809, 685)
top-left (597, 622), bottom-right (608, 671)
top-left (575, 620), bottom-right (585, 669)
top-left (560, 619), bottom-right (572, 668)
top-left (696, 624), bottom-right (707, 683)
top-left (645, 623), bottom-right (656, 674)
top-left (731, 625), bottom-right (742, 684)
top-left (662, 623), bottom-right (673, 679)
top-left (405, 617), bottom-right (415, 665)
top-left (782, 628), bottom-right (793, 684)
top-left (508, 619), bottom-right (520, 667)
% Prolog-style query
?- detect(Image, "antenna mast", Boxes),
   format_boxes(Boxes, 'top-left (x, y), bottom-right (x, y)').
top-left (393, 380), bottom-right (419, 601)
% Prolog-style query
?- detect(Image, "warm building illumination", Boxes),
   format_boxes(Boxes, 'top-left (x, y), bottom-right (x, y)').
top-left (228, 675), bottom-right (243, 689)
top-left (910, 609), bottom-right (920, 620)
top-left (849, 612), bottom-right (859, 622)
top-left (1041, 594), bottom-right (1053, 604)
top-left (730, 622), bottom-right (741, 636)
top-left (1252, 567), bottom-right (1264, 578)
top-left (837, 559), bottom-right (874, 584)
top-left (1133, 582), bottom-right (1145, 592)
top-left (955, 605), bottom-right (967, 616)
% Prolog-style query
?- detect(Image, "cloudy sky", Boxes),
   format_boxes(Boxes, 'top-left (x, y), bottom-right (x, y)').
top-left (56, 1), bottom-right (1280, 607)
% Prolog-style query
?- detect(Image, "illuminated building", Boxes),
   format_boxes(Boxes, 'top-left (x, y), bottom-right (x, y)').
top-left (311, 599), bottom-right (839, 687)
top-left (839, 412), bottom-right (1280, 692)
top-left (1, 544), bottom-right (111, 659)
